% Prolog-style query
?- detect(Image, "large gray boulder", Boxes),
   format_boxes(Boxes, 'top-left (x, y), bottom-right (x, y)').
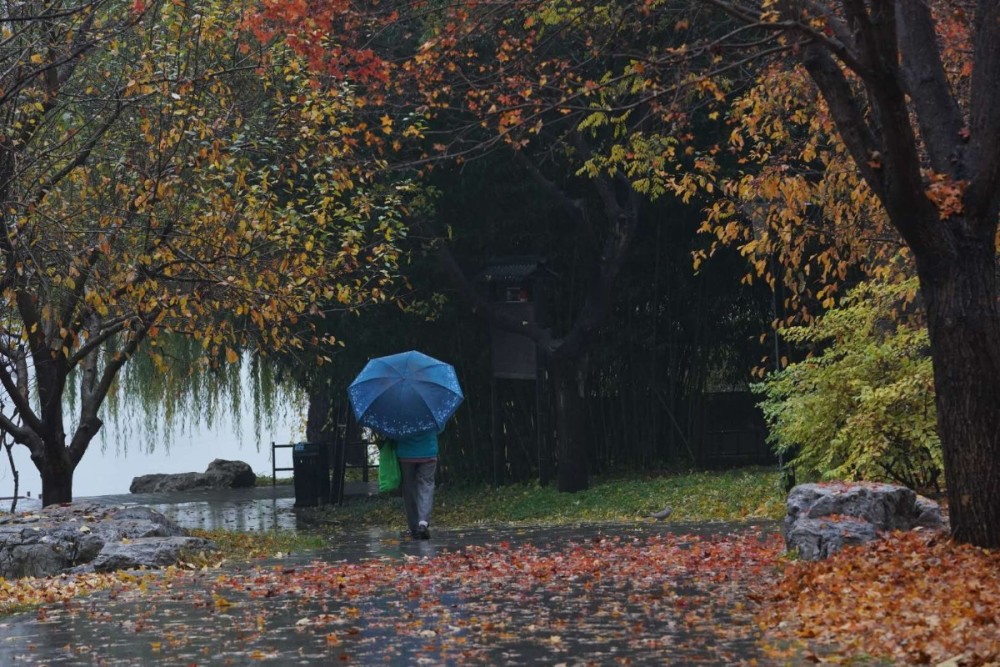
top-left (130, 458), bottom-right (257, 493)
top-left (0, 502), bottom-right (214, 579)
top-left (785, 516), bottom-right (879, 561)
top-left (784, 482), bottom-right (945, 560)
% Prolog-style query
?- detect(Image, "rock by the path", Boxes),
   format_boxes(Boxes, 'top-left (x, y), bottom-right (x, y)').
top-left (783, 482), bottom-right (946, 560)
top-left (0, 502), bottom-right (214, 579)
top-left (785, 516), bottom-right (879, 561)
top-left (85, 536), bottom-right (212, 573)
top-left (130, 458), bottom-right (257, 493)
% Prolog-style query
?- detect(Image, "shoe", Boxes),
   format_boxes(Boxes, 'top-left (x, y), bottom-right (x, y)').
top-left (415, 523), bottom-right (430, 540)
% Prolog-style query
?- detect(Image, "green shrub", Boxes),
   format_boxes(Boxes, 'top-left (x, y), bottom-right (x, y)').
top-left (754, 277), bottom-right (941, 492)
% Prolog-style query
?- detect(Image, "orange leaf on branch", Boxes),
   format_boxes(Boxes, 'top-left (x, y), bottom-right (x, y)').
top-left (924, 172), bottom-right (969, 220)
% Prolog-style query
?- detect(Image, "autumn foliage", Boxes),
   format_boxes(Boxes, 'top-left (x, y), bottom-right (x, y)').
top-left (0, 0), bottom-right (409, 504)
top-left (760, 530), bottom-right (1000, 665)
top-left (253, 1), bottom-right (1000, 545)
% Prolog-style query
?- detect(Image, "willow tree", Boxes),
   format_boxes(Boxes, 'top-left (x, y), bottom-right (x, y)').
top-left (0, 0), bottom-right (406, 505)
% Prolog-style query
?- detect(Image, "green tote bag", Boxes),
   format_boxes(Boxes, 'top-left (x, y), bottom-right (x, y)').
top-left (378, 442), bottom-right (401, 493)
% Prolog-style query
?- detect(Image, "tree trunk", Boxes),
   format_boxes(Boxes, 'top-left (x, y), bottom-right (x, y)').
top-left (37, 449), bottom-right (74, 507)
top-left (537, 369), bottom-right (553, 486)
top-left (917, 238), bottom-right (1000, 547)
top-left (305, 384), bottom-right (334, 444)
top-left (4, 444), bottom-right (20, 513)
top-left (551, 357), bottom-right (588, 493)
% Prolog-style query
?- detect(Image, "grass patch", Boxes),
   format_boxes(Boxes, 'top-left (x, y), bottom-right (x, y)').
top-left (256, 475), bottom-right (292, 486)
top-left (308, 466), bottom-right (785, 531)
top-left (188, 529), bottom-right (326, 561)
top-left (256, 467), bottom-right (376, 487)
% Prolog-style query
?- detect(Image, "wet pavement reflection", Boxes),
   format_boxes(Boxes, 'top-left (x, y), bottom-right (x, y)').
top-left (11, 482), bottom-right (380, 533)
top-left (93, 485), bottom-right (302, 532)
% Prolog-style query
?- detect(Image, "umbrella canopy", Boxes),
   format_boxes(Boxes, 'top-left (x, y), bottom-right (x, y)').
top-left (347, 350), bottom-right (464, 439)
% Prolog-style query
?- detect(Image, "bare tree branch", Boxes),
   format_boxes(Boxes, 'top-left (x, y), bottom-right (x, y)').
top-left (897, 0), bottom-right (966, 177)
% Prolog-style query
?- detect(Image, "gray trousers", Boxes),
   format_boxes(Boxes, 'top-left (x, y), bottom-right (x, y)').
top-left (399, 459), bottom-right (437, 533)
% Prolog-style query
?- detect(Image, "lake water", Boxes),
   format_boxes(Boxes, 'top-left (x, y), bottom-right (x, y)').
top-left (0, 402), bottom-right (305, 500)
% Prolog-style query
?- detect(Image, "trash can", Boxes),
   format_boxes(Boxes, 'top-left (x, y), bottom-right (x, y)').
top-left (292, 442), bottom-right (330, 507)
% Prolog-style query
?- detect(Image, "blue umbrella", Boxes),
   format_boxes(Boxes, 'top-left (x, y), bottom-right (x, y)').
top-left (347, 350), bottom-right (464, 439)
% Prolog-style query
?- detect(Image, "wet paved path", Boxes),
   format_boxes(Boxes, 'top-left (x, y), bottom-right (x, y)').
top-left (0, 489), bottom-right (789, 666)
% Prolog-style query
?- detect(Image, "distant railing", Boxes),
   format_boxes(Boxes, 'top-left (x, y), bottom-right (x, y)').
top-left (271, 439), bottom-right (378, 504)
top-left (271, 441), bottom-right (296, 486)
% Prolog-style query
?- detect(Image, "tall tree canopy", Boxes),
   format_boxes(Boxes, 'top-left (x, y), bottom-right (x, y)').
top-left (0, 0), bottom-right (407, 504)
top-left (690, 0), bottom-right (1000, 548)
top-left (251, 0), bottom-right (737, 492)
top-left (255, 0), bottom-right (1000, 547)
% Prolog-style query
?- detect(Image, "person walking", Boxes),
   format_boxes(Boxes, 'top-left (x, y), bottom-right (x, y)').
top-left (348, 350), bottom-right (462, 540)
top-left (395, 429), bottom-right (438, 539)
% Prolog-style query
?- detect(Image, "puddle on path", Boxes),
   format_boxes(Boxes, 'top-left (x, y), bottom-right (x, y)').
top-left (7, 483), bottom-right (379, 533)
top-left (98, 485), bottom-right (302, 532)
